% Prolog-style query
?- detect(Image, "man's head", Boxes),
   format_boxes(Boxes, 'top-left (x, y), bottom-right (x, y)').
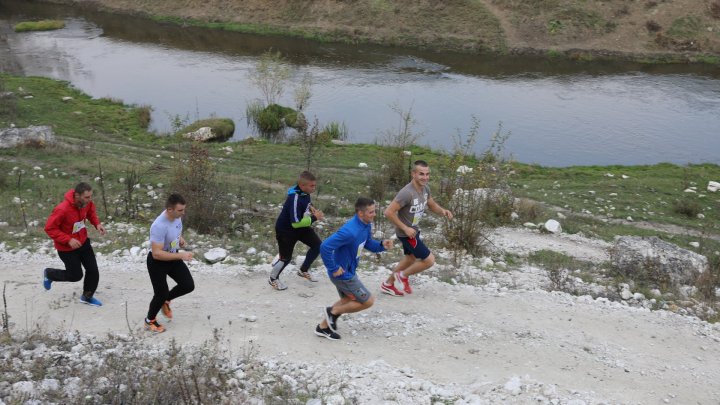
top-left (298, 171), bottom-right (317, 194)
top-left (73, 182), bottom-right (93, 208)
top-left (411, 160), bottom-right (430, 187)
top-left (355, 197), bottom-right (376, 224)
top-left (165, 193), bottom-right (187, 219)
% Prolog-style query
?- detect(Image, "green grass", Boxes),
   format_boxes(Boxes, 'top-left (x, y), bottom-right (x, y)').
top-left (667, 15), bottom-right (702, 39)
top-left (1, 73), bottom-right (719, 260)
top-left (13, 20), bottom-right (65, 32)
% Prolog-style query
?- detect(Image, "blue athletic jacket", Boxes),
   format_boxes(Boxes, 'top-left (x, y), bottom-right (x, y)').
top-left (321, 214), bottom-right (385, 280)
top-left (275, 185), bottom-right (316, 231)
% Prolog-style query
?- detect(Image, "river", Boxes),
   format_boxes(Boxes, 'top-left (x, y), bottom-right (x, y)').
top-left (1, 0), bottom-right (719, 167)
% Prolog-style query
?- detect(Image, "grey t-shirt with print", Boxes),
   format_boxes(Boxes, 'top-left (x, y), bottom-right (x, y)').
top-left (393, 182), bottom-right (430, 238)
top-left (149, 211), bottom-right (183, 253)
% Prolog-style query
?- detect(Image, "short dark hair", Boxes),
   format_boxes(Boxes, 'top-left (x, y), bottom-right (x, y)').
top-left (412, 160), bottom-right (429, 172)
top-left (166, 193), bottom-right (186, 208)
top-left (355, 197), bottom-right (375, 212)
top-left (74, 182), bottom-right (92, 195)
top-left (298, 171), bottom-right (316, 183)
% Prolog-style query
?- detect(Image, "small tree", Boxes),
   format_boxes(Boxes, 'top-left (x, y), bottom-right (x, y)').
top-left (249, 50), bottom-right (291, 107)
top-left (170, 143), bottom-right (232, 234)
top-left (380, 103), bottom-right (423, 189)
top-left (295, 118), bottom-right (327, 172)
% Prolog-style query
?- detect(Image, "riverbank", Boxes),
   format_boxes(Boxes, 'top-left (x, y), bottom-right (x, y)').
top-left (38, 0), bottom-right (720, 63)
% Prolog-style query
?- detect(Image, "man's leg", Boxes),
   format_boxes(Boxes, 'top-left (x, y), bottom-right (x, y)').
top-left (297, 229), bottom-right (321, 272)
top-left (385, 254), bottom-right (416, 285)
top-left (77, 241), bottom-right (100, 298)
top-left (47, 249), bottom-right (84, 283)
top-left (166, 261), bottom-right (195, 301)
top-left (146, 254), bottom-right (170, 321)
top-left (270, 231), bottom-right (298, 289)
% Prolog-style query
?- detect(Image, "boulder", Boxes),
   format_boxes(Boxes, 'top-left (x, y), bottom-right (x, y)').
top-left (0, 125), bottom-right (55, 148)
top-left (543, 219), bottom-right (562, 234)
top-left (180, 118), bottom-right (235, 142)
top-left (183, 127), bottom-right (216, 142)
top-left (611, 236), bottom-right (708, 286)
top-left (204, 247), bottom-right (228, 264)
top-left (708, 181), bottom-right (720, 192)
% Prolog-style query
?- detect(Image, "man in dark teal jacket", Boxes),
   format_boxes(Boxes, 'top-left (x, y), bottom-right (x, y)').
top-left (315, 197), bottom-right (393, 340)
top-left (270, 171), bottom-right (325, 290)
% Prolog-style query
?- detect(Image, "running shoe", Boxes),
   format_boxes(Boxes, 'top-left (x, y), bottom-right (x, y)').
top-left (161, 301), bottom-right (173, 321)
top-left (314, 324), bottom-right (340, 340)
top-left (144, 318), bottom-right (166, 333)
top-left (396, 271), bottom-right (412, 294)
top-left (42, 268), bottom-right (52, 291)
top-left (79, 295), bottom-right (102, 306)
top-left (324, 306), bottom-right (339, 332)
top-left (381, 282), bottom-right (404, 297)
top-left (297, 271), bottom-right (318, 282)
top-left (269, 278), bottom-right (288, 290)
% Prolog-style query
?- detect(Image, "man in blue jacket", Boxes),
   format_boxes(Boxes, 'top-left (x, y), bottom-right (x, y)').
top-left (315, 197), bottom-right (393, 340)
top-left (270, 171), bottom-right (325, 290)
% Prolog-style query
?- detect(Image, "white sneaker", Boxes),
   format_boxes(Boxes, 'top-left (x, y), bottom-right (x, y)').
top-left (297, 271), bottom-right (318, 282)
top-left (269, 278), bottom-right (288, 290)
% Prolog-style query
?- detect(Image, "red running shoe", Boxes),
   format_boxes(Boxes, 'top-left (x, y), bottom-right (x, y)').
top-left (396, 271), bottom-right (412, 294)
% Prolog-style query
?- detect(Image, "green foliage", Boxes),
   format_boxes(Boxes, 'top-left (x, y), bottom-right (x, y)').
top-left (136, 104), bottom-right (152, 129)
top-left (696, 255), bottom-right (720, 301)
top-left (178, 118), bottom-right (235, 141)
top-left (0, 76), bottom-right (18, 122)
top-left (667, 16), bottom-right (702, 39)
top-left (673, 198), bottom-right (702, 218)
top-left (14, 20), bottom-right (65, 32)
top-left (249, 103), bottom-right (302, 138)
top-left (322, 121), bottom-right (348, 141)
top-left (249, 50), bottom-right (291, 106)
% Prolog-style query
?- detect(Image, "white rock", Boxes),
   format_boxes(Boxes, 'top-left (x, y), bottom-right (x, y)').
top-left (605, 173), bottom-right (614, 177)
top-left (557, 212), bottom-right (566, 219)
top-left (503, 376), bottom-right (522, 395)
top-left (402, 150), bottom-right (412, 156)
top-left (544, 219), bottom-right (562, 234)
top-left (707, 181), bottom-right (720, 192)
top-left (61, 96), bottom-right (73, 101)
top-left (633, 292), bottom-right (646, 300)
top-left (523, 222), bottom-right (537, 229)
top-left (689, 242), bottom-right (700, 248)
top-left (622, 174), bottom-right (629, 179)
top-left (456, 165), bottom-right (473, 174)
top-left (129, 246), bottom-right (141, 256)
top-left (204, 247), bottom-right (229, 263)
top-left (479, 257), bottom-right (494, 267)
top-left (246, 247), bottom-right (257, 255)
top-left (621, 289), bottom-right (633, 300)
top-left (626, 216), bottom-right (633, 222)
top-left (358, 162), bottom-right (368, 168)
top-left (698, 213), bottom-right (705, 219)
top-left (510, 212), bottom-right (519, 221)
top-left (684, 188), bottom-right (697, 193)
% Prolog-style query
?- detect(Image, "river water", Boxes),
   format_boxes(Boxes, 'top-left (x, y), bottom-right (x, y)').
top-left (1, 1), bottom-right (719, 167)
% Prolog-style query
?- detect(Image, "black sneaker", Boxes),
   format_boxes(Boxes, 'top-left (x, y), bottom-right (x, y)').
top-left (324, 306), bottom-right (339, 332)
top-left (314, 324), bottom-right (341, 340)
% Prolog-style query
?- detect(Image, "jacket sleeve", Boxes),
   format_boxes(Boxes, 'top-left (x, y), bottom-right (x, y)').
top-left (363, 232), bottom-right (386, 254)
top-left (290, 194), bottom-right (313, 228)
top-left (320, 227), bottom-right (351, 273)
top-left (45, 207), bottom-right (72, 245)
top-left (88, 202), bottom-right (101, 227)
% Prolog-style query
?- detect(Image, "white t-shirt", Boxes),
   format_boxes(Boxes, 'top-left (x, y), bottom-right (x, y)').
top-left (149, 211), bottom-right (183, 253)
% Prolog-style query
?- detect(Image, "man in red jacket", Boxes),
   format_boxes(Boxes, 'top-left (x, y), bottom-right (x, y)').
top-left (43, 182), bottom-right (107, 306)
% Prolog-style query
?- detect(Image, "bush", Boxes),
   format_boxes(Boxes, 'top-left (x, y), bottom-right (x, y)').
top-left (673, 198), bottom-right (701, 218)
top-left (170, 143), bottom-right (233, 234)
top-left (646, 20), bottom-right (662, 33)
top-left (136, 104), bottom-right (153, 129)
top-left (696, 255), bottom-right (720, 301)
top-left (322, 121), bottom-right (348, 140)
top-left (178, 118), bottom-right (235, 141)
top-left (14, 20), bottom-right (65, 32)
top-left (609, 248), bottom-right (672, 291)
top-left (0, 77), bottom-right (18, 122)
top-left (710, 1), bottom-right (720, 19)
top-left (529, 250), bottom-right (575, 291)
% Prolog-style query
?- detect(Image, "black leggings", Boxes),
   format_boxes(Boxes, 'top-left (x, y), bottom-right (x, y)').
top-left (46, 239), bottom-right (99, 297)
top-left (275, 228), bottom-right (321, 274)
top-left (146, 252), bottom-right (195, 320)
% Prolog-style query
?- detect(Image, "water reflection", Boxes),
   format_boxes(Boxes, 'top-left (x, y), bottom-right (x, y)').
top-left (1, 0), bottom-right (719, 166)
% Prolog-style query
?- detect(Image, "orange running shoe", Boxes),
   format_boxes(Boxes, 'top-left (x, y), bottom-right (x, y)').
top-left (161, 301), bottom-right (173, 321)
top-left (144, 318), bottom-right (166, 333)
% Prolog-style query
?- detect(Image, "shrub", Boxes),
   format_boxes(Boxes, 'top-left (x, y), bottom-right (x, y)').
top-left (136, 104), bottom-right (153, 129)
top-left (437, 120), bottom-right (514, 258)
top-left (667, 16), bottom-right (702, 39)
top-left (646, 20), bottom-right (662, 33)
top-left (673, 198), bottom-right (701, 218)
top-left (178, 118), bottom-right (235, 141)
top-left (609, 248), bottom-right (672, 291)
top-left (170, 143), bottom-right (233, 234)
top-left (248, 50), bottom-right (291, 106)
top-left (322, 121), bottom-right (348, 141)
top-left (710, 1), bottom-right (720, 19)
top-left (696, 255), bottom-right (720, 301)
top-left (0, 77), bottom-right (18, 122)
top-left (13, 19), bottom-right (65, 32)
top-left (529, 250), bottom-right (575, 291)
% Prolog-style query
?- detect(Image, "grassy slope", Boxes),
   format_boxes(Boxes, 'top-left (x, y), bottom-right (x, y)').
top-left (41, 0), bottom-right (720, 58)
top-left (2, 74), bottom-right (719, 257)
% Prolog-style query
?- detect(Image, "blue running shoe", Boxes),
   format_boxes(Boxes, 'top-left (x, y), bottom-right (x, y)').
top-left (79, 295), bottom-right (102, 307)
top-left (43, 268), bottom-right (52, 291)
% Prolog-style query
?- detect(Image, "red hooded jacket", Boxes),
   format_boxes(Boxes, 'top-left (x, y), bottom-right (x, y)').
top-left (45, 189), bottom-right (101, 252)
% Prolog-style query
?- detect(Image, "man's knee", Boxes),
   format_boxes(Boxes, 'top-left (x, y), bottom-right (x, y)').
top-left (66, 272), bottom-right (83, 282)
top-left (363, 295), bottom-right (375, 309)
top-left (421, 253), bottom-right (435, 268)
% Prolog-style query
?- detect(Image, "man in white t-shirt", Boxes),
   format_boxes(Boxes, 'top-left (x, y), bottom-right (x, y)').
top-left (381, 160), bottom-right (453, 296)
top-left (143, 193), bottom-right (195, 333)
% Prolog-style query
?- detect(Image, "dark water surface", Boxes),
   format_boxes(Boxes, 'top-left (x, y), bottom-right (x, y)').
top-left (2, 0), bottom-right (719, 166)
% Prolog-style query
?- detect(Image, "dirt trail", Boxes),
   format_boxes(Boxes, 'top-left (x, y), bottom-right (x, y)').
top-left (2, 250), bottom-right (719, 403)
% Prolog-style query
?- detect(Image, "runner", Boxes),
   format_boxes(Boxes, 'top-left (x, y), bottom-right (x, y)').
top-left (269, 171), bottom-right (325, 290)
top-left (381, 160), bottom-right (453, 296)
top-left (315, 197), bottom-right (393, 340)
top-left (143, 193), bottom-right (195, 333)
top-left (43, 182), bottom-right (106, 306)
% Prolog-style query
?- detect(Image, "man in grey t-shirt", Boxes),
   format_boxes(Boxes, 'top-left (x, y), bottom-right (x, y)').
top-left (381, 160), bottom-right (453, 296)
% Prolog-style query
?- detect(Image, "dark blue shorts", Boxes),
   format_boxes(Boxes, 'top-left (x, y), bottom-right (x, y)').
top-left (399, 232), bottom-right (431, 260)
